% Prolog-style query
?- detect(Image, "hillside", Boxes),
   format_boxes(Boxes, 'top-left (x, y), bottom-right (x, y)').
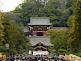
top-left (6, 0), bottom-right (73, 27)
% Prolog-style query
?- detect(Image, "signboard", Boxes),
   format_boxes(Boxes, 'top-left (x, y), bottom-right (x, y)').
top-left (3, 55), bottom-right (6, 59)
top-left (0, 55), bottom-right (6, 60)
top-left (69, 54), bottom-right (81, 61)
top-left (33, 51), bottom-right (49, 55)
top-left (0, 53), bottom-right (2, 57)
top-left (29, 50), bottom-right (31, 54)
top-left (59, 54), bottom-right (81, 61)
top-left (0, 56), bottom-right (3, 60)
top-left (5, 44), bottom-right (9, 48)
top-left (65, 55), bottom-right (70, 60)
top-left (59, 55), bottom-right (65, 59)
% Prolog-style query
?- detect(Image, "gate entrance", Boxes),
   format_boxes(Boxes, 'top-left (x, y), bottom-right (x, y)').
top-left (37, 32), bottom-right (43, 36)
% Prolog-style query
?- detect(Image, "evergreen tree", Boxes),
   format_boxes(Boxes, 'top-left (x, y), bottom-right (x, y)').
top-left (12, 0), bottom-right (71, 27)
top-left (2, 17), bottom-right (11, 44)
top-left (0, 15), bottom-right (4, 46)
top-left (3, 16), bottom-right (32, 54)
top-left (0, 13), bottom-right (32, 54)
top-left (68, 0), bottom-right (81, 53)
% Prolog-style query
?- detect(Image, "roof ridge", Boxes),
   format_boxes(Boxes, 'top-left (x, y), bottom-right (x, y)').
top-left (30, 17), bottom-right (50, 19)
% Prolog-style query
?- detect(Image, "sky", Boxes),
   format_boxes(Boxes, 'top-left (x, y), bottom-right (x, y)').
top-left (0, 0), bottom-right (23, 12)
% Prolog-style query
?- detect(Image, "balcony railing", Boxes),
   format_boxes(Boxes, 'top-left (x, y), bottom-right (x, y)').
top-left (31, 29), bottom-right (48, 31)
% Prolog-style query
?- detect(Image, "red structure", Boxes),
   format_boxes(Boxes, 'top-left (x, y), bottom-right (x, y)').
top-left (28, 17), bottom-right (52, 36)
top-left (28, 17), bottom-right (53, 55)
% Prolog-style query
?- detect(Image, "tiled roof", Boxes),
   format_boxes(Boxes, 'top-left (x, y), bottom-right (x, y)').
top-left (28, 17), bottom-right (52, 25)
top-left (22, 27), bottom-right (29, 32)
top-left (29, 36), bottom-right (53, 46)
top-left (34, 46), bottom-right (47, 50)
top-left (22, 27), bottom-right (67, 32)
top-left (30, 17), bottom-right (50, 19)
top-left (52, 27), bottom-right (67, 30)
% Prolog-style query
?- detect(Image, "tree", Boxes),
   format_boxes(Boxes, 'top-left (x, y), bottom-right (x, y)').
top-left (0, 15), bottom-right (4, 46)
top-left (54, 29), bottom-right (69, 52)
top-left (47, 29), bottom-right (59, 43)
top-left (66, 0), bottom-right (73, 8)
top-left (58, 49), bottom-right (70, 55)
top-left (2, 17), bottom-right (11, 44)
top-left (13, 0), bottom-right (44, 26)
top-left (67, 15), bottom-right (73, 27)
top-left (2, 15), bottom-right (32, 55)
top-left (47, 29), bottom-right (69, 53)
top-left (15, 28), bottom-right (32, 54)
top-left (0, 13), bottom-right (9, 52)
top-left (68, 0), bottom-right (81, 53)
top-left (10, 0), bottom-right (74, 27)
top-left (2, 16), bottom-right (19, 54)
top-left (5, 13), bottom-right (21, 23)
top-left (60, 9), bottom-right (70, 27)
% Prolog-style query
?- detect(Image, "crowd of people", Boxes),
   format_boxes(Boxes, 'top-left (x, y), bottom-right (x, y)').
top-left (2, 54), bottom-right (70, 61)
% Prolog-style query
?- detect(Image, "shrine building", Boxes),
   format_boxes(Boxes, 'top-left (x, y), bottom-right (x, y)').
top-left (28, 17), bottom-right (53, 55)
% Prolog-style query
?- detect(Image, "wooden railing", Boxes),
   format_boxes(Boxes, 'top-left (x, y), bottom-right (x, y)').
top-left (31, 29), bottom-right (48, 31)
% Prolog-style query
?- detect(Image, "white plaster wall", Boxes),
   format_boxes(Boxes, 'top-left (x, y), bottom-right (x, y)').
top-left (33, 51), bottom-right (49, 55)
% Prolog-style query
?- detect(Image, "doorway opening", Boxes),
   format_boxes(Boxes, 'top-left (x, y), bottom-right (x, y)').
top-left (37, 32), bottom-right (43, 36)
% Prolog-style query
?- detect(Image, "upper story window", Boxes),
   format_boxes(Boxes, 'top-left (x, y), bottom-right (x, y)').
top-left (43, 26), bottom-right (47, 29)
top-left (33, 26), bottom-right (36, 29)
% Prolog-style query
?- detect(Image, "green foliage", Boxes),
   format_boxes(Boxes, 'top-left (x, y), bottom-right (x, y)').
top-left (66, 0), bottom-right (73, 8)
top-left (54, 29), bottom-right (69, 51)
top-left (47, 29), bottom-right (59, 43)
top-left (2, 0), bottom-right (80, 55)
top-left (0, 46), bottom-right (6, 52)
top-left (47, 29), bottom-right (69, 53)
top-left (58, 49), bottom-right (70, 55)
top-left (67, 15), bottom-right (73, 27)
top-left (60, 9), bottom-right (70, 27)
top-left (5, 13), bottom-right (21, 23)
top-left (68, 0), bottom-right (81, 53)
top-left (10, 0), bottom-right (73, 27)
top-left (0, 14), bottom-right (32, 55)
top-left (2, 17), bottom-right (11, 44)
top-left (0, 15), bottom-right (4, 46)
top-left (15, 0), bottom-right (44, 25)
